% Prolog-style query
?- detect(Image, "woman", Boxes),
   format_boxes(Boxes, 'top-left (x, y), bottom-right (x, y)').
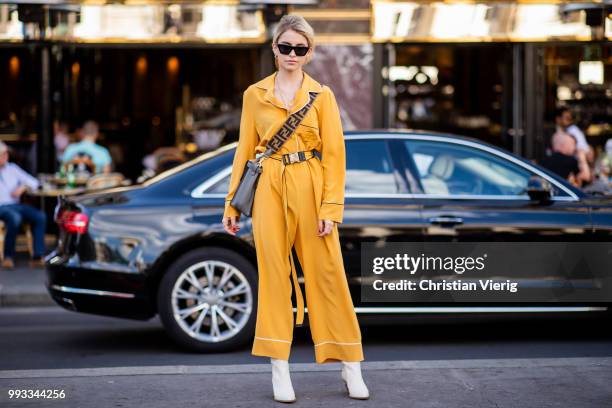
top-left (221, 14), bottom-right (369, 403)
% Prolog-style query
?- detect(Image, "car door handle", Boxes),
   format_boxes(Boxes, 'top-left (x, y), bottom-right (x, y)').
top-left (428, 216), bottom-right (464, 226)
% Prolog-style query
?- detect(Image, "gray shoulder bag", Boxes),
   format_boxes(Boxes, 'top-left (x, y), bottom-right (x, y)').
top-left (229, 91), bottom-right (319, 217)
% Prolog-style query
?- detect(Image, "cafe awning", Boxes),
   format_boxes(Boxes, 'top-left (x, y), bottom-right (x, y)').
top-left (1, 1), bottom-right (610, 43)
top-left (371, 1), bottom-right (612, 42)
top-left (0, 1), bottom-right (279, 43)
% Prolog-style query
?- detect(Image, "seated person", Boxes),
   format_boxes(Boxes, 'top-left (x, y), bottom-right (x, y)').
top-left (0, 141), bottom-right (46, 269)
top-left (61, 120), bottom-right (112, 174)
top-left (68, 152), bottom-right (96, 175)
top-left (54, 120), bottom-right (70, 166)
top-left (594, 138), bottom-right (612, 183)
top-left (540, 130), bottom-right (589, 187)
top-left (555, 107), bottom-right (592, 183)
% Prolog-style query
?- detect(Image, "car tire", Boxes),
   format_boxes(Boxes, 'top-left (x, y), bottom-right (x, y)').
top-left (157, 247), bottom-right (258, 352)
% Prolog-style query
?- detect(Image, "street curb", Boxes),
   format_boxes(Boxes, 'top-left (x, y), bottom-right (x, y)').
top-left (1, 357), bottom-right (611, 379)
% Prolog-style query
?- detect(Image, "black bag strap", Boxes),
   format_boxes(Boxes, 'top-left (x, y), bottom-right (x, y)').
top-left (256, 91), bottom-right (319, 162)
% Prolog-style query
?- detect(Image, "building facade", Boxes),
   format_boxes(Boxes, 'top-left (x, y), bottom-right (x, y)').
top-left (0, 0), bottom-right (610, 178)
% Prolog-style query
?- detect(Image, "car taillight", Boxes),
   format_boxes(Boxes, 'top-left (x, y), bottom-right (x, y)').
top-left (58, 211), bottom-right (89, 234)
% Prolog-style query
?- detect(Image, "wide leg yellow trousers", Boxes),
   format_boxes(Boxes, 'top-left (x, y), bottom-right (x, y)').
top-left (250, 152), bottom-right (363, 364)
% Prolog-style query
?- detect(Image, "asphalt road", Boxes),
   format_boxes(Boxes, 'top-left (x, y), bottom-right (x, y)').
top-left (1, 306), bottom-right (612, 370)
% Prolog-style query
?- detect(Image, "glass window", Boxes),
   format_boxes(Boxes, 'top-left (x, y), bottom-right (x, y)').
top-left (207, 175), bottom-right (230, 194)
top-left (202, 140), bottom-right (400, 195)
top-left (390, 44), bottom-right (511, 149)
top-left (406, 140), bottom-right (544, 196)
top-left (346, 140), bottom-right (398, 193)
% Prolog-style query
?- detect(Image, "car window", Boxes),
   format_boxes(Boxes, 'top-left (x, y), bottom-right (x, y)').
top-left (207, 175), bottom-right (230, 194)
top-left (406, 140), bottom-right (548, 196)
top-left (346, 140), bottom-right (398, 193)
top-left (203, 140), bottom-right (399, 195)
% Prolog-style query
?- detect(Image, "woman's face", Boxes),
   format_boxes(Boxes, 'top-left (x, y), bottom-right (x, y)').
top-left (274, 29), bottom-right (311, 72)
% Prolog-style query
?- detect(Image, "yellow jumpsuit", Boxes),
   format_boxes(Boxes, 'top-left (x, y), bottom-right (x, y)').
top-left (223, 71), bottom-right (363, 364)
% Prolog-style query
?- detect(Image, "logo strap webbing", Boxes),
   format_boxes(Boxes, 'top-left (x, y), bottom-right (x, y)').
top-left (267, 91), bottom-right (318, 152)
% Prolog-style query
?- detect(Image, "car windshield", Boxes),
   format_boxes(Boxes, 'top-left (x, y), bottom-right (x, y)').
top-left (140, 143), bottom-right (237, 187)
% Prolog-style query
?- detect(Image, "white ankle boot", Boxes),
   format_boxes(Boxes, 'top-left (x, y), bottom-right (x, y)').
top-left (341, 361), bottom-right (370, 399)
top-left (270, 358), bottom-right (296, 403)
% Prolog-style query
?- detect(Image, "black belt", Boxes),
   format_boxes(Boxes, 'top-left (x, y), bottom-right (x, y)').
top-left (269, 149), bottom-right (322, 165)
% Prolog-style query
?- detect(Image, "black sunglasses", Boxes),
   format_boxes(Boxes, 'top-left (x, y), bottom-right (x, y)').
top-left (277, 43), bottom-right (310, 57)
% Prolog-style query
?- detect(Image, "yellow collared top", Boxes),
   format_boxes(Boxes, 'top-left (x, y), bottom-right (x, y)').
top-left (223, 70), bottom-right (346, 223)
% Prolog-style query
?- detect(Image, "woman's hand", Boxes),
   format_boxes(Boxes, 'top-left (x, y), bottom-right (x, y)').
top-left (317, 219), bottom-right (334, 237)
top-left (222, 216), bottom-right (240, 235)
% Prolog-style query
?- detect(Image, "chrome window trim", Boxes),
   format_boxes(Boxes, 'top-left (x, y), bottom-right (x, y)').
top-left (190, 134), bottom-right (580, 202)
top-left (50, 284), bottom-right (136, 299)
top-left (190, 165), bottom-right (233, 198)
top-left (342, 193), bottom-right (576, 201)
top-left (196, 193), bottom-right (228, 198)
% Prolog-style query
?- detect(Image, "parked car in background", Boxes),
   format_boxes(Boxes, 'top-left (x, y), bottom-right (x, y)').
top-left (46, 130), bottom-right (612, 352)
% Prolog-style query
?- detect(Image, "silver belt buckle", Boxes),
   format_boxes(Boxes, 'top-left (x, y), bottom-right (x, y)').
top-left (288, 152), bottom-right (300, 164)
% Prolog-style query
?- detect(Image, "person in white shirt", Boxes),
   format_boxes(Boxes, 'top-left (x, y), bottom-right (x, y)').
top-left (61, 120), bottom-right (112, 174)
top-left (0, 141), bottom-right (47, 269)
top-left (555, 107), bottom-right (591, 183)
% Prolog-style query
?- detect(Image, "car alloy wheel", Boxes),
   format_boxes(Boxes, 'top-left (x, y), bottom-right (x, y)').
top-left (171, 259), bottom-right (253, 343)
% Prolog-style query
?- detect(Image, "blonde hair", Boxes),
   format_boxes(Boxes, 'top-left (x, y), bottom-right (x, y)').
top-left (272, 14), bottom-right (315, 68)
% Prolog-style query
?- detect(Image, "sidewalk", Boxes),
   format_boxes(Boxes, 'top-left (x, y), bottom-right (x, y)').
top-left (1, 357), bottom-right (611, 407)
top-left (0, 231), bottom-right (58, 307)
top-left (0, 254), bottom-right (54, 307)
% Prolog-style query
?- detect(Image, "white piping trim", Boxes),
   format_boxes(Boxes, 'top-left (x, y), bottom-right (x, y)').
top-left (314, 341), bottom-right (362, 347)
top-left (254, 336), bottom-right (291, 344)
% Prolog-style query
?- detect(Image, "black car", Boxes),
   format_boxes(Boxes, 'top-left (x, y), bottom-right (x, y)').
top-left (45, 130), bottom-right (612, 351)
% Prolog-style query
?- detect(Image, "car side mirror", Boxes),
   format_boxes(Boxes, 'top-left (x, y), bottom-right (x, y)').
top-left (526, 176), bottom-right (552, 202)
